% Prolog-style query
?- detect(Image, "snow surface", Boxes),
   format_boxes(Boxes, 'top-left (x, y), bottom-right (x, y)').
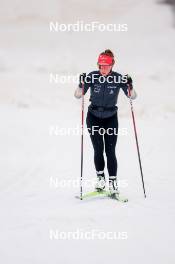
top-left (0, 0), bottom-right (175, 263)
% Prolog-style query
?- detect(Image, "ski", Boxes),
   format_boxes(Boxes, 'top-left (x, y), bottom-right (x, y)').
top-left (75, 190), bottom-right (128, 203)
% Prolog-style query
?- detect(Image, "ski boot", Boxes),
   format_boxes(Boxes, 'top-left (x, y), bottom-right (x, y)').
top-left (109, 176), bottom-right (120, 198)
top-left (95, 171), bottom-right (106, 192)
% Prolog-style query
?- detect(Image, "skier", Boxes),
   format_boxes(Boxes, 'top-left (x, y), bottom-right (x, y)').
top-left (74, 49), bottom-right (137, 197)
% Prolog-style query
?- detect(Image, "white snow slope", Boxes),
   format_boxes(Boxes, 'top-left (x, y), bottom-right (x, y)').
top-left (0, 0), bottom-right (175, 263)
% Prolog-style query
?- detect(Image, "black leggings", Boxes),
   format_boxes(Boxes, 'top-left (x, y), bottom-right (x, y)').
top-left (86, 111), bottom-right (118, 177)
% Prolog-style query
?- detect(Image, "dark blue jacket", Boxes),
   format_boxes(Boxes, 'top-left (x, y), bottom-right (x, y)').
top-left (79, 71), bottom-right (129, 118)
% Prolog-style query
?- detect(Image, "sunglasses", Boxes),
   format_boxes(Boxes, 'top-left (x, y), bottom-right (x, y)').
top-left (98, 65), bottom-right (112, 69)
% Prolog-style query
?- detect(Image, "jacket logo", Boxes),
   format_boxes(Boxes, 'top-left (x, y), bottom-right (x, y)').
top-left (94, 87), bottom-right (100, 93)
top-left (109, 90), bottom-right (114, 94)
top-left (107, 86), bottom-right (116, 89)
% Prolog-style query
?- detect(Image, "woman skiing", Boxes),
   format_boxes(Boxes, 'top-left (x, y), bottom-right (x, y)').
top-left (74, 49), bottom-right (137, 197)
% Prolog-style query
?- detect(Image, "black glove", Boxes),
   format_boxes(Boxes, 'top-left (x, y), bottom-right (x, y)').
top-left (79, 73), bottom-right (86, 88)
top-left (126, 74), bottom-right (133, 89)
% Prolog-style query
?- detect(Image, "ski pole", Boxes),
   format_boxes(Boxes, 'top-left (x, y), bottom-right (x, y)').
top-left (80, 82), bottom-right (85, 200)
top-left (128, 85), bottom-right (146, 198)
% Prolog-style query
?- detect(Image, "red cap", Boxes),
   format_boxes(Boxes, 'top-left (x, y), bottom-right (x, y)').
top-left (98, 54), bottom-right (113, 65)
